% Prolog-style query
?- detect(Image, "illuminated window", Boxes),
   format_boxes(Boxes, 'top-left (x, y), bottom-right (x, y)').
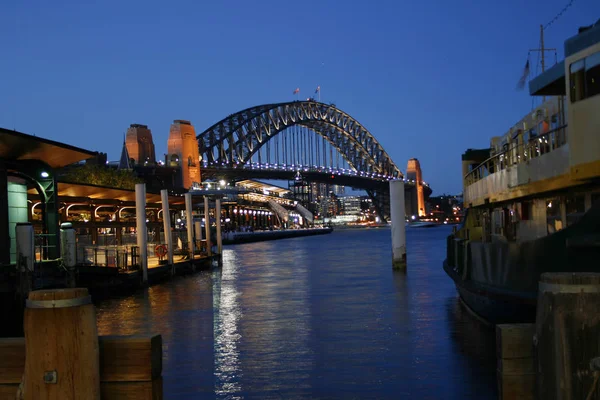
top-left (546, 198), bottom-right (562, 234)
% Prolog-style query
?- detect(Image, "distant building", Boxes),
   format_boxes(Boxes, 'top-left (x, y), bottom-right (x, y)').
top-left (340, 195), bottom-right (361, 216)
top-left (332, 185), bottom-right (345, 196)
top-left (125, 124), bottom-right (156, 165)
top-left (167, 120), bottom-right (201, 189)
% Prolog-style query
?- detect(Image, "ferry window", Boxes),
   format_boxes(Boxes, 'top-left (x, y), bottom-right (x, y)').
top-left (586, 51), bottom-right (600, 98)
top-left (546, 198), bottom-right (562, 234)
top-left (570, 59), bottom-right (586, 102)
top-left (521, 201), bottom-right (532, 220)
top-left (566, 195), bottom-right (585, 227)
top-left (592, 193), bottom-right (600, 207)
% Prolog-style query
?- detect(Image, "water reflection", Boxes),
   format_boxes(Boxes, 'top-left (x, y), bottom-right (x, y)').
top-left (95, 226), bottom-right (497, 399)
top-left (213, 249), bottom-right (243, 398)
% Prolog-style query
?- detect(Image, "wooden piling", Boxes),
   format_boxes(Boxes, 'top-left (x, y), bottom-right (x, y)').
top-left (496, 323), bottom-right (535, 399)
top-left (535, 272), bottom-right (600, 400)
top-left (0, 335), bottom-right (163, 400)
top-left (23, 288), bottom-right (100, 400)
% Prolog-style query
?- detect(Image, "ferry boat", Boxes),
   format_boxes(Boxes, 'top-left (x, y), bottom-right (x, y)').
top-left (444, 19), bottom-right (600, 324)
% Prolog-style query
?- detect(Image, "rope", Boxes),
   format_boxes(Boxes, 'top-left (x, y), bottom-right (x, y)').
top-left (544, 0), bottom-right (576, 30)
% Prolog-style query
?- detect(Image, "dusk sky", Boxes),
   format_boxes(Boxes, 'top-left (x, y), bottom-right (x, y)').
top-left (1, 0), bottom-right (599, 195)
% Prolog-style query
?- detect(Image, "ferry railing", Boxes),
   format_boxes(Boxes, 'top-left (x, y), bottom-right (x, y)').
top-left (464, 125), bottom-right (568, 186)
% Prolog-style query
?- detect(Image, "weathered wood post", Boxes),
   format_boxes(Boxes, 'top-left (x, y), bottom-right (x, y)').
top-left (389, 179), bottom-right (406, 269)
top-left (135, 183), bottom-right (148, 284)
top-left (160, 189), bottom-right (174, 269)
top-left (496, 324), bottom-right (535, 399)
top-left (23, 288), bottom-right (100, 399)
top-left (535, 272), bottom-right (600, 400)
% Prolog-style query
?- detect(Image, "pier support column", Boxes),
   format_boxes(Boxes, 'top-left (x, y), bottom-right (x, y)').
top-left (204, 196), bottom-right (212, 256)
top-left (160, 190), bottom-right (174, 268)
top-left (135, 183), bottom-right (148, 284)
top-left (216, 198), bottom-right (222, 255)
top-left (184, 193), bottom-right (194, 259)
top-left (390, 180), bottom-right (406, 269)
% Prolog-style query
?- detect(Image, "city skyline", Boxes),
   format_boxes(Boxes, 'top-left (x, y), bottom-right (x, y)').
top-left (1, 0), bottom-right (599, 195)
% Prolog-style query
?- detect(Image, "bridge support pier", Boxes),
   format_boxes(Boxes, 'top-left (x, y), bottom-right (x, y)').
top-left (390, 180), bottom-right (406, 269)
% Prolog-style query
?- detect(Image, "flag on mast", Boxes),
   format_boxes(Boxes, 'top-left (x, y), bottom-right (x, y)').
top-left (293, 88), bottom-right (300, 94)
top-left (315, 86), bottom-right (320, 94)
top-left (516, 59), bottom-right (530, 90)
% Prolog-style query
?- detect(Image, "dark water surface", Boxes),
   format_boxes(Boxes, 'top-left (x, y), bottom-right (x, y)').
top-left (96, 226), bottom-right (497, 399)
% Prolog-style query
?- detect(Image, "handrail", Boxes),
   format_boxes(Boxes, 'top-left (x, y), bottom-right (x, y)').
top-left (464, 125), bottom-right (568, 186)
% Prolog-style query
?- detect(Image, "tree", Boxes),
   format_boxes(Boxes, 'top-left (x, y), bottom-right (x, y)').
top-left (60, 164), bottom-right (143, 190)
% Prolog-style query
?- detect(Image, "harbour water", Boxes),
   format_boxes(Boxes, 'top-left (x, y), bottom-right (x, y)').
top-left (96, 226), bottom-right (497, 399)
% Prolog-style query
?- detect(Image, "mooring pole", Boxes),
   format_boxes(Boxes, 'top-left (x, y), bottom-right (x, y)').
top-left (390, 179), bottom-right (407, 269)
top-left (135, 183), bottom-right (148, 283)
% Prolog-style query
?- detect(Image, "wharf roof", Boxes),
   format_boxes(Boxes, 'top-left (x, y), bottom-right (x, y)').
top-left (235, 179), bottom-right (291, 195)
top-left (0, 127), bottom-right (97, 169)
top-left (28, 181), bottom-right (187, 206)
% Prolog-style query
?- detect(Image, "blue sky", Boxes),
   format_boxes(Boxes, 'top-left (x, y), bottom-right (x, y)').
top-left (1, 0), bottom-right (599, 195)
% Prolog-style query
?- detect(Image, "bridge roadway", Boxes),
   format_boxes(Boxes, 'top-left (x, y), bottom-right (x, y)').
top-left (202, 164), bottom-right (429, 190)
top-left (200, 164), bottom-right (432, 220)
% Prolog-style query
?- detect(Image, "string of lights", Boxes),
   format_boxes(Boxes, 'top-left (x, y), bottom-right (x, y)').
top-left (544, 0), bottom-right (576, 30)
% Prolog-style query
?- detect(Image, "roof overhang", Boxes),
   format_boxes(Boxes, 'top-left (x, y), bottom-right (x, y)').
top-left (0, 127), bottom-right (97, 169)
top-left (529, 60), bottom-right (566, 97)
top-left (235, 179), bottom-right (291, 195)
top-left (28, 182), bottom-right (187, 206)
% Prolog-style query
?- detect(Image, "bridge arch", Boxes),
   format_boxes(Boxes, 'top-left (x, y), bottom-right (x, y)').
top-left (197, 101), bottom-right (403, 179)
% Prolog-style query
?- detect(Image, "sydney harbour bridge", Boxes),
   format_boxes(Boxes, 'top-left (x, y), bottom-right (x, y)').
top-left (195, 100), bottom-right (431, 221)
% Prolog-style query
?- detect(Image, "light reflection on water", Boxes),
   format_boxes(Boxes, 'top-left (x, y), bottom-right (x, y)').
top-left (96, 226), bottom-right (497, 399)
top-left (213, 249), bottom-right (243, 398)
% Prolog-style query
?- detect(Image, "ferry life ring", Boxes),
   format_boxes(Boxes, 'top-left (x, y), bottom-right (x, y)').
top-left (155, 244), bottom-right (167, 258)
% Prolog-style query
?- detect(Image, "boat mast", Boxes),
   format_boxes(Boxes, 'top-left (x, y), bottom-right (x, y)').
top-left (529, 25), bottom-right (557, 104)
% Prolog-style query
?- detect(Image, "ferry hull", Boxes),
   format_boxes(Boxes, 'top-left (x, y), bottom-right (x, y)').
top-left (443, 260), bottom-right (537, 325)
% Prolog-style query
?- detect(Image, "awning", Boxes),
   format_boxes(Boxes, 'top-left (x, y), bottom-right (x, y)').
top-left (28, 182), bottom-right (187, 205)
top-left (529, 61), bottom-right (566, 97)
top-left (236, 179), bottom-right (291, 195)
top-left (0, 127), bottom-right (97, 169)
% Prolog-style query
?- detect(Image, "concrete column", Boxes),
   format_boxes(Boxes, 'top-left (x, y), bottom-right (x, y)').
top-left (390, 180), bottom-right (407, 269)
top-left (160, 190), bottom-right (173, 266)
top-left (216, 198), bottom-right (222, 254)
top-left (184, 193), bottom-right (194, 258)
top-left (204, 196), bottom-right (212, 256)
top-left (135, 183), bottom-right (148, 283)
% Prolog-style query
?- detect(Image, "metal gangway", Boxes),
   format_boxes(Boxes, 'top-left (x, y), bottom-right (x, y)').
top-left (267, 199), bottom-right (289, 223)
top-left (295, 203), bottom-right (314, 224)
